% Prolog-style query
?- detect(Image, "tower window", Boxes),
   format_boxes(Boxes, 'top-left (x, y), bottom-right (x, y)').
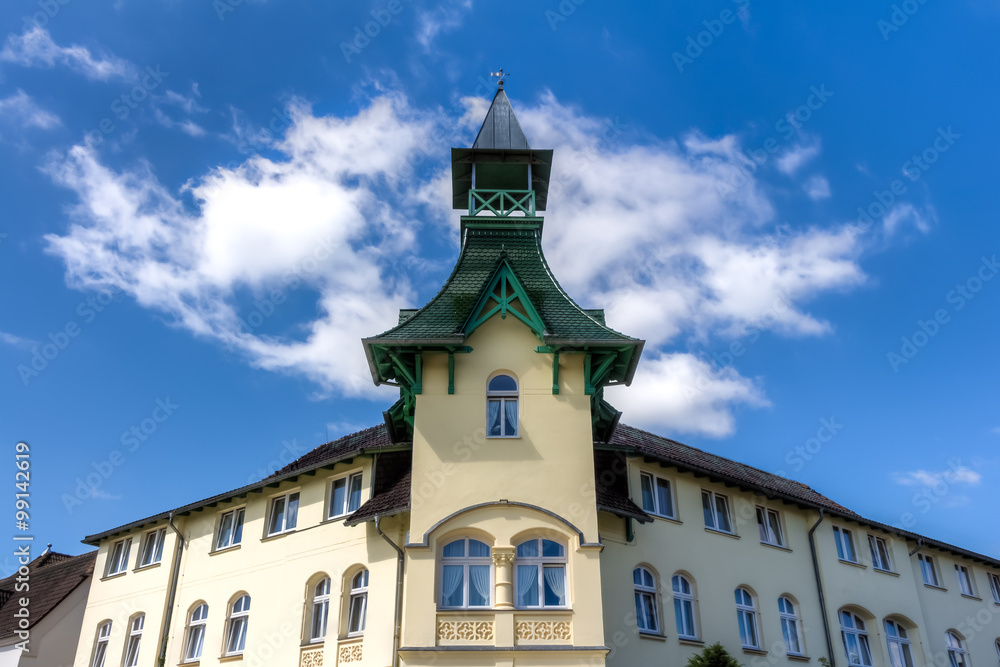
top-left (487, 374), bottom-right (518, 438)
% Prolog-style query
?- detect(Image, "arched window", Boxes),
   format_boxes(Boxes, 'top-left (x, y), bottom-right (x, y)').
top-left (633, 567), bottom-right (659, 634)
top-left (183, 604), bottom-right (208, 663)
top-left (123, 614), bottom-right (144, 667)
top-left (91, 621), bottom-right (111, 667)
top-left (225, 595), bottom-right (251, 656)
top-left (487, 374), bottom-right (518, 437)
top-left (310, 577), bottom-right (331, 642)
top-left (347, 570), bottom-right (368, 636)
top-left (840, 610), bottom-right (873, 667)
top-left (672, 574), bottom-right (697, 640)
top-left (779, 597), bottom-right (802, 655)
top-left (735, 587), bottom-right (761, 649)
top-left (515, 538), bottom-right (566, 608)
top-left (946, 631), bottom-right (969, 667)
top-left (885, 619), bottom-right (914, 667)
top-left (440, 538), bottom-right (492, 609)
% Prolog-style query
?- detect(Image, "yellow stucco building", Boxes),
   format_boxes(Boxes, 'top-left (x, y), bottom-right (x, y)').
top-left (74, 85), bottom-right (1000, 667)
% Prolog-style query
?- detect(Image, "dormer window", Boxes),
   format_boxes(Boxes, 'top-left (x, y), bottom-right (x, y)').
top-left (487, 374), bottom-right (518, 438)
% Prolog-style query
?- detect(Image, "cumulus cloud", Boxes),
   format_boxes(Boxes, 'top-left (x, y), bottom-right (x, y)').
top-left (803, 175), bottom-right (831, 200)
top-left (416, 0), bottom-right (473, 49)
top-left (1, 27), bottom-right (135, 81)
top-left (0, 89), bottom-right (61, 129)
top-left (776, 140), bottom-right (821, 175)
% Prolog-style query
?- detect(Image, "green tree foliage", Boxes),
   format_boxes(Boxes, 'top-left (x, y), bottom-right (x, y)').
top-left (686, 643), bottom-right (743, 667)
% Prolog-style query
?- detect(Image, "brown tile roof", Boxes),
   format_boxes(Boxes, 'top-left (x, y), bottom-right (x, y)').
top-left (0, 550), bottom-right (96, 639)
top-left (595, 450), bottom-right (651, 522)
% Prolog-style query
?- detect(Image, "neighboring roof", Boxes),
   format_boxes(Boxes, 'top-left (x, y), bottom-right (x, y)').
top-left (366, 230), bottom-right (639, 346)
top-left (345, 451), bottom-right (412, 526)
top-left (83, 425), bottom-right (406, 545)
top-left (473, 87), bottom-right (530, 150)
top-left (0, 550), bottom-right (96, 639)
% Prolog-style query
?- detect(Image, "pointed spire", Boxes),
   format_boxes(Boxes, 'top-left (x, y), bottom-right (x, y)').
top-left (473, 87), bottom-right (531, 150)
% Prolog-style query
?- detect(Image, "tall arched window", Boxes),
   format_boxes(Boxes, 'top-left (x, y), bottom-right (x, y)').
top-left (91, 621), bottom-right (111, 667)
top-left (310, 577), bottom-right (331, 642)
top-left (633, 567), bottom-right (659, 634)
top-left (779, 597), bottom-right (802, 655)
top-left (347, 570), bottom-right (368, 636)
top-left (225, 595), bottom-right (251, 656)
top-left (487, 374), bottom-right (518, 437)
top-left (123, 614), bottom-right (144, 667)
top-left (840, 610), bottom-right (873, 667)
top-left (946, 631), bottom-right (969, 667)
top-left (515, 538), bottom-right (566, 608)
top-left (885, 619), bottom-right (914, 667)
top-left (183, 604), bottom-right (208, 663)
top-left (735, 588), bottom-right (761, 649)
top-left (672, 574), bottom-right (697, 640)
top-left (440, 538), bottom-right (492, 609)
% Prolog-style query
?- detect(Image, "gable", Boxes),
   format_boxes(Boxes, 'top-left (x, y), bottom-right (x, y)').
top-left (463, 260), bottom-right (546, 339)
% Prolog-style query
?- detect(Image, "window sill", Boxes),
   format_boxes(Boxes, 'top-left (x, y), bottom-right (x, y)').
top-left (678, 638), bottom-right (704, 647)
top-left (322, 513), bottom-right (355, 524)
top-left (485, 435), bottom-right (521, 440)
top-left (100, 571), bottom-right (127, 582)
top-left (648, 513), bottom-right (682, 525)
top-left (638, 631), bottom-right (666, 642)
top-left (760, 541), bottom-right (791, 553)
top-left (742, 647), bottom-right (767, 656)
top-left (922, 583), bottom-right (947, 592)
top-left (179, 662), bottom-right (200, 666)
top-left (210, 544), bottom-right (242, 556)
top-left (838, 559), bottom-right (866, 570)
top-left (301, 640), bottom-right (324, 647)
top-left (219, 654), bottom-right (243, 662)
top-left (788, 654), bottom-right (812, 662)
top-left (134, 562), bottom-right (162, 572)
top-left (705, 528), bottom-right (740, 539)
top-left (261, 530), bottom-right (297, 542)
top-left (873, 567), bottom-right (899, 577)
top-left (960, 593), bottom-right (982, 601)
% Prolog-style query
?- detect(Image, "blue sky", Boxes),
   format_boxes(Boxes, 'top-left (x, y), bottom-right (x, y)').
top-left (1, 0), bottom-right (998, 562)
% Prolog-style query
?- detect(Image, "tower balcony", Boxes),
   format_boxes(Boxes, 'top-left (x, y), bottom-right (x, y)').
top-left (468, 189), bottom-right (536, 217)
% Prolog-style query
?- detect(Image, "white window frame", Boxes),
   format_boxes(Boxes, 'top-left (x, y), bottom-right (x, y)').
top-left (514, 538), bottom-right (569, 609)
top-left (215, 507), bottom-right (245, 551)
top-left (91, 621), bottom-right (111, 667)
top-left (138, 528), bottom-right (166, 568)
top-left (672, 574), bottom-right (697, 640)
top-left (757, 507), bottom-right (785, 547)
top-left (885, 619), bottom-right (915, 667)
top-left (105, 537), bottom-right (131, 577)
top-left (779, 596), bottom-right (803, 655)
top-left (735, 587), bottom-right (761, 649)
top-left (347, 570), bottom-right (368, 637)
top-left (486, 373), bottom-right (519, 438)
top-left (946, 631), bottom-right (969, 667)
top-left (439, 538), bottom-right (493, 610)
top-left (868, 535), bottom-right (893, 572)
top-left (266, 490), bottom-right (300, 536)
top-left (834, 526), bottom-right (858, 563)
top-left (225, 595), bottom-right (250, 656)
top-left (309, 577), bottom-right (331, 642)
top-left (956, 564), bottom-right (976, 597)
top-left (123, 614), bottom-right (144, 667)
top-left (919, 554), bottom-right (940, 587)
top-left (988, 572), bottom-right (1000, 604)
top-left (639, 472), bottom-right (675, 519)
top-left (702, 490), bottom-right (733, 534)
top-left (327, 472), bottom-right (364, 519)
top-left (840, 610), bottom-right (874, 667)
top-left (183, 603), bottom-right (208, 663)
top-left (633, 566), bottom-right (660, 635)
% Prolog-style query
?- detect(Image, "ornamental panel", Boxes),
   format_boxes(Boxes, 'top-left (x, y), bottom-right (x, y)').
top-left (515, 620), bottom-right (572, 642)
top-left (437, 620), bottom-right (495, 642)
top-left (337, 643), bottom-right (363, 663)
top-left (300, 647), bottom-right (324, 667)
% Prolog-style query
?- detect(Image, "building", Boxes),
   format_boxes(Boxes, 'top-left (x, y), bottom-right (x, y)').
top-left (0, 548), bottom-right (96, 667)
top-left (73, 84), bottom-right (1000, 667)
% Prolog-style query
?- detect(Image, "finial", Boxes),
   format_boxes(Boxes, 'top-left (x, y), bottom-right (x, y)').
top-left (490, 69), bottom-right (510, 89)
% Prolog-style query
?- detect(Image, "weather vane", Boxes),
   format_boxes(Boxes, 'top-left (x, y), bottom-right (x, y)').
top-left (490, 69), bottom-right (510, 88)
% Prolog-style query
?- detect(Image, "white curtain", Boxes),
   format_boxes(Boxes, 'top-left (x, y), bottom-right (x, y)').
top-left (517, 565), bottom-right (538, 606)
top-left (470, 565), bottom-right (490, 605)
top-left (442, 565), bottom-right (464, 606)
top-left (488, 400), bottom-right (501, 436)
top-left (504, 400), bottom-right (518, 434)
top-left (544, 566), bottom-right (566, 606)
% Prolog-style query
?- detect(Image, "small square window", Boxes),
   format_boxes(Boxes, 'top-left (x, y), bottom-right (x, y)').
top-left (138, 528), bottom-right (166, 568)
top-left (328, 472), bottom-right (363, 519)
top-left (216, 508), bottom-right (245, 550)
top-left (756, 507), bottom-right (784, 547)
top-left (105, 537), bottom-right (132, 577)
top-left (639, 472), bottom-right (675, 519)
top-left (701, 490), bottom-right (732, 533)
top-left (267, 492), bottom-right (300, 536)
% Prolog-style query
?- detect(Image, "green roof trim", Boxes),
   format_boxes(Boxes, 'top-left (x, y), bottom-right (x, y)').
top-left (463, 259), bottom-right (547, 339)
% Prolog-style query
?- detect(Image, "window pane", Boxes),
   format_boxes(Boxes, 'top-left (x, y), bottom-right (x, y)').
top-left (640, 475), bottom-right (654, 512)
top-left (93, 642), bottom-right (107, 667)
top-left (489, 375), bottom-right (517, 392)
top-left (232, 510), bottom-right (244, 544)
top-left (488, 399), bottom-right (502, 437)
top-left (185, 625), bottom-right (204, 660)
top-left (702, 492), bottom-right (715, 529)
top-left (330, 478), bottom-right (346, 516)
top-left (783, 618), bottom-right (800, 653)
top-left (269, 497), bottom-right (285, 534)
top-left (152, 531), bottom-right (165, 563)
top-left (443, 540), bottom-right (465, 558)
top-left (516, 540), bottom-right (538, 558)
top-left (503, 399), bottom-right (518, 436)
top-left (286, 493), bottom-right (299, 529)
top-left (541, 539), bottom-right (563, 557)
top-left (543, 565), bottom-right (566, 606)
top-left (348, 475), bottom-right (363, 512)
top-left (656, 478), bottom-right (673, 516)
top-left (311, 600), bottom-right (328, 640)
top-left (348, 594), bottom-right (366, 633)
top-left (469, 565), bottom-right (490, 606)
top-left (768, 512), bottom-right (783, 545)
top-left (715, 496), bottom-right (732, 532)
top-left (469, 540), bottom-right (490, 557)
top-left (217, 513), bottom-right (233, 549)
top-left (442, 565), bottom-right (465, 607)
top-left (757, 507), bottom-right (769, 541)
top-left (516, 565), bottom-right (538, 606)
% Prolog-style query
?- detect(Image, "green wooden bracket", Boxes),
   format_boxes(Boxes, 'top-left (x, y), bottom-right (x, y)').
top-left (552, 352), bottom-right (560, 395)
top-left (584, 353), bottom-right (594, 395)
top-left (413, 353), bottom-right (422, 395)
top-left (448, 353), bottom-right (455, 395)
top-left (464, 261), bottom-right (546, 339)
top-left (626, 518), bottom-right (635, 542)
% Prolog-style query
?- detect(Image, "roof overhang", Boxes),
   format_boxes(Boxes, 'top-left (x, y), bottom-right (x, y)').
top-left (451, 148), bottom-right (553, 211)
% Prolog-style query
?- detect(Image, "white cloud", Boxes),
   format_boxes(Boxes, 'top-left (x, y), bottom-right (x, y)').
top-left (607, 353), bottom-right (769, 438)
top-left (0, 90), bottom-right (61, 129)
top-left (153, 108), bottom-right (206, 137)
top-left (882, 202), bottom-right (932, 237)
top-left (991, 427), bottom-right (1000, 435)
top-left (776, 140), bottom-right (821, 175)
top-left (416, 0), bottom-right (473, 49)
top-left (803, 175), bottom-right (831, 200)
top-left (0, 331), bottom-right (34, 349)
top-left (893, 464), bottom-right (982, 487)
top-left (0, 27), bottom-right (134, 81)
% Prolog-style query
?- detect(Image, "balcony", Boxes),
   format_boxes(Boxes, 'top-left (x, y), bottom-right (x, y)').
top-left (468, 189), bottom-right (536, 217)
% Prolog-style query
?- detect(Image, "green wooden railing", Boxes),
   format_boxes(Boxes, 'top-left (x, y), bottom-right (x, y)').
top-left (468, 189), bottom-right (535, 217)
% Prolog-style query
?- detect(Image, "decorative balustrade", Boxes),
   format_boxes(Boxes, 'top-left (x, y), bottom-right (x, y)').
top-left (468, 189), bottom-right (536, 217)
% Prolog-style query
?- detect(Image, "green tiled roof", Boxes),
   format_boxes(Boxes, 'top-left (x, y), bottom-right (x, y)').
top-left (368, 224), bottom-right (638, 344)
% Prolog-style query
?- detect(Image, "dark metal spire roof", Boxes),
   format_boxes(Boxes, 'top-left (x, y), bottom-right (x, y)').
top-left (473, 86), bottom-right (530, 150)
